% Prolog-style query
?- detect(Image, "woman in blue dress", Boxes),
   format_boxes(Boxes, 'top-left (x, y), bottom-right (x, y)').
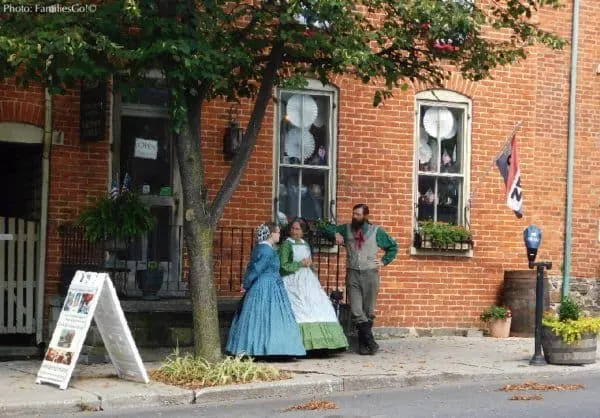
top-left (226, 222), bottom-right (306, 358)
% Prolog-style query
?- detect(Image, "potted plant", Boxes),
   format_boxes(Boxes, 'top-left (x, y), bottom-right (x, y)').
top-left (414, 221), bottom-right (473, 251)
top-left (75, 174), bottom-right (156, 268)
top-left (136, 260), bottom-right (164, 301)
top-left (541, 296), bottom-right (600, 365)
top-left (480, 305), bottom-right (512, 338)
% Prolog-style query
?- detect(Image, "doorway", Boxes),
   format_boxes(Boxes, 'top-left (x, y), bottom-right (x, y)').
top-left (113, 86), bottom-right (185, 297)
top-left (0, 141), bottom-right (41, 347)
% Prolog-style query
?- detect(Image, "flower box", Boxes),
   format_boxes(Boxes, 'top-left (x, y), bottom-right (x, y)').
top-left (413, 231), bottom-right (473, 251)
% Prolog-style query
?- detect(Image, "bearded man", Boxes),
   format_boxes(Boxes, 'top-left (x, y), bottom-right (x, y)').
top-left (321, 204), bottom-right (398, 355)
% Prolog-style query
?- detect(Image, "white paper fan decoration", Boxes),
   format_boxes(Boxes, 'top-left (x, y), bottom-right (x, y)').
top-left (443, 118), bottom-right (457, 140)
top-left (418, 140), bottom-right (433, 164)
top-left (285, 128), bottom-right (315, 162)
top-left (313, 97), bottom-right (328, 128)
top-left (423, 107), bottom-right (454, 139)
top-left (286, 95), bottom-right (318, 128)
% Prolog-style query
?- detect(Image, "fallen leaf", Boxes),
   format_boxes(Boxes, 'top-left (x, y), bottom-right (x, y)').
top-left (500, 381), bottom-right (585, 392)
top-left (362, 363), bottom-right (375, 368)
top-left (509, 393), bottom-right (544, 401)
top-left (283, 400), bottom-right (337, 412)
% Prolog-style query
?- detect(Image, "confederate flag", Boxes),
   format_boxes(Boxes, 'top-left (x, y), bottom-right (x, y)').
top-left (495, 135), bottom-right (523, 218)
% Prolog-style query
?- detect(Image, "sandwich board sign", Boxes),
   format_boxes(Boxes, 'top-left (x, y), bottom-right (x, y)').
top-left (36, 271), bottom-right (149, 390)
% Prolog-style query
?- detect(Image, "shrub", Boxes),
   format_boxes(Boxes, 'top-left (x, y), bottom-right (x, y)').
top-left (542, 316), bottom-right (600, 344)
top-left (558, 296), bottom-right (580, 321)
top-left (150, 349), bottom-right (289, 389)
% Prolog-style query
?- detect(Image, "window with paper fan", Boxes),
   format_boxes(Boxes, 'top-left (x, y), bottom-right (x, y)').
top-left (413, 90), bottom-right (472, 254)
top-left (275, 81), bottom-right (337, 225)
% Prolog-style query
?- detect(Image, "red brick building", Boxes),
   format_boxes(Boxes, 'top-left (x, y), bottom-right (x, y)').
top-left (1, 2), bottom-right (599, 346)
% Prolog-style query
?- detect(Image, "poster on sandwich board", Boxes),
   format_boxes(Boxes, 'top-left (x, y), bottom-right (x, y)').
top-left (36, 271), bottom-right (149, 390)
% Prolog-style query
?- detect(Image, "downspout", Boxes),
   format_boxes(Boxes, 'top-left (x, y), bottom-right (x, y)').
top-left (563, 0), bottom-right (581, 297)
top-left (36, 88), bottom-right (52, 344)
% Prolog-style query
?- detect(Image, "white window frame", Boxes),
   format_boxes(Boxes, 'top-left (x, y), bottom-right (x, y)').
top-left (411, 89), bottom-right (473, 257)
top-left (272, 80), bottom-right (338, 228)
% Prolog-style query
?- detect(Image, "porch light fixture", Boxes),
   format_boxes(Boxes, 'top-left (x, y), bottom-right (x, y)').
top-left (223, 108), bottom-right (244, 160)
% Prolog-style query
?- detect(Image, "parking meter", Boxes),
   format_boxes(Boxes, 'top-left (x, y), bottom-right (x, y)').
top-left (523, 225), bottom-right (542, 269)
top-left (523, 225), bottom-right (551, 365)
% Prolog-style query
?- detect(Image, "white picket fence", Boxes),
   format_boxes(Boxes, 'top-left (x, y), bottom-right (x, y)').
top-left (0, 217), bottom-right (38, 334)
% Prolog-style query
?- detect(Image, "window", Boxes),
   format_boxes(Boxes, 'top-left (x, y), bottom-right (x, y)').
top-left (414, 90), bottom-right (471, 228)
top-left (275, 82), bottom-right (337, 223)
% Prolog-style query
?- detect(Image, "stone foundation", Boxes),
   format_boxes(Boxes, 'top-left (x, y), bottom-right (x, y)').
top-left (547, 275), bottom-right (600, 316)
top-left (49, 297), bottom-right (355, 363)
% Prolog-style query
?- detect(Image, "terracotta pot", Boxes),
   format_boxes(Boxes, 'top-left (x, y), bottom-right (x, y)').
top-left (489, 317), bottom-right (512, 338)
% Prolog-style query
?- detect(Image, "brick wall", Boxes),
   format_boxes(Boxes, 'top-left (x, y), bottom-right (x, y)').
top-left (2, 1), bottom-right (600, 333)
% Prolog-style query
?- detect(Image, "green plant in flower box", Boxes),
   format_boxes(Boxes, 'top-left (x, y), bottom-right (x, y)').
top-left (418, 221), bottom-right (471, 247)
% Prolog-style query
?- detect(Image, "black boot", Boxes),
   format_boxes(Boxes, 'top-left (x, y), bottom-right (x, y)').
top-left (366, 321), bottom-right (379, 354)
top-left (356, 323), bottom-right (371, 355)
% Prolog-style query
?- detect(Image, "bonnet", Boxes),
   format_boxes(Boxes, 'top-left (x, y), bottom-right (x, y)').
top-left (256, 223), bottom-right (272, 243)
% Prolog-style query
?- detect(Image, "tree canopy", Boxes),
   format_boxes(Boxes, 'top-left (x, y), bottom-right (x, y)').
top-left (1, 0), bottom-right (564, 112)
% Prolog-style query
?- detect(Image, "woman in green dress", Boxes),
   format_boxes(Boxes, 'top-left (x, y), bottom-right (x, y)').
top-left (280, 218), bottom-right (348, 353)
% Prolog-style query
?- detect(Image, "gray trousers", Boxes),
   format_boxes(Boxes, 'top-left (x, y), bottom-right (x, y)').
top-left (347, 268), bottom-right (380, 325)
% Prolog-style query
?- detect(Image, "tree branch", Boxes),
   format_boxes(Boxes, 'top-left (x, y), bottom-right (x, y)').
top-left (209, 41), bottom-right (284, 226)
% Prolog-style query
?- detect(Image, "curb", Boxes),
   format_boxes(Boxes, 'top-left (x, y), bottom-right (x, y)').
top-left (5, 367), bottom-right (600, 415)
top-left (194, 374), bottom-right (343, 405)
top-left (339, 368), bottom-right (600, 394)
top-left (97, 386), bottom-right (195, 411)
top-left (0, 394), bottom-right (102, 417)
top-left (341, 374), bottom-right (409, 392)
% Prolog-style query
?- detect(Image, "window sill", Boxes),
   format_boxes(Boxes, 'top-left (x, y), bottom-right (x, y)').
top-left (139, 195), bottom-right (174, 207)
top-left (410, 247), bottom-right (473, 258)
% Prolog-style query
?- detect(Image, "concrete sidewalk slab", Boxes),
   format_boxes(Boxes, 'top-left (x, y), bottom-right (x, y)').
top-left (0, 363), bottom-right (100, 416)
top-left (2, 336), bottom-right (600, 417)
top-left (276, 337), bottom-right (600, 379)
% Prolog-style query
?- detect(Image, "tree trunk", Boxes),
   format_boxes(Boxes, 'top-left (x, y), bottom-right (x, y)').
top-left (175, 92), bottom-right (222, 363)
top-left (187, 223), bottom-right (221, 362)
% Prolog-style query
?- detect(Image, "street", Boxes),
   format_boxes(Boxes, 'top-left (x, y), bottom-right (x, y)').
top-left (51, 372), bottom-right (600, 418)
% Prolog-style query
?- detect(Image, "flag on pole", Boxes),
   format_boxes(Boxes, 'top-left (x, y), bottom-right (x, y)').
top-left (495, 134), bottom-right (523, 218)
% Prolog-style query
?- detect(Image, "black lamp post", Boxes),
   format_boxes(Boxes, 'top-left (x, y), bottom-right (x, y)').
top-left (523, 225), bottom-right (552, 366)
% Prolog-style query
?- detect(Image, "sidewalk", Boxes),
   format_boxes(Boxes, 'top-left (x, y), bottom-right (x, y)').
top-left (2, 336), bottom-right (600, 416)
